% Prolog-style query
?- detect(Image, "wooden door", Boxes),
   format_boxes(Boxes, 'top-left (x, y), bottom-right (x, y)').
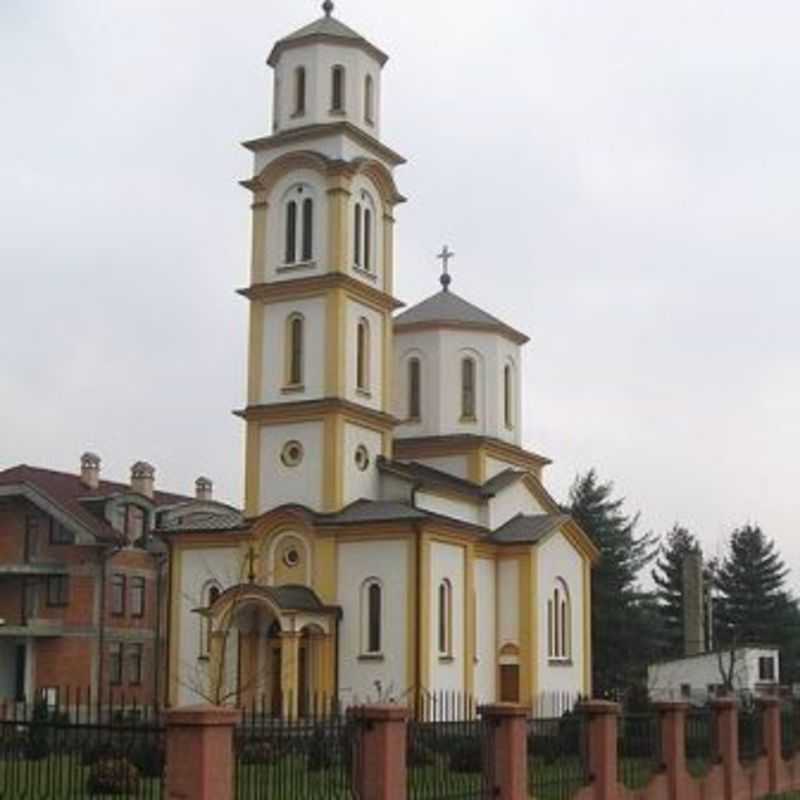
top-left (499, 665), bottom-right (520, 703)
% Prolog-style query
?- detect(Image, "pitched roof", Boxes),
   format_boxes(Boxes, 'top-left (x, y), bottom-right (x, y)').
top-left (394, 289), bottom-right (529, 345)
top-left (490, 513), bottom-right (570, 544)
top-left (268, 14), bottom-right (388, 67)
top-left (316, 499), bottom-right (429, 525)
top-left (0, 464), bottom-right (191, 543)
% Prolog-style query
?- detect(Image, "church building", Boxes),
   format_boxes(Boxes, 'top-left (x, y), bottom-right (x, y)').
top-left (164, 2), bottom-right (599, 715)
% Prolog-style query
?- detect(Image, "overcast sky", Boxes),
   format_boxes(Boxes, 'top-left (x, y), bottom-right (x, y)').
top-left (2, 1), bottom-right (799, 581)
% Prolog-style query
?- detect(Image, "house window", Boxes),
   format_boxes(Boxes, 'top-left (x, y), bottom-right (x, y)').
top-left (356, 318), bottom-right (370, 392)
top-left (759, 656), bottom-right (776, 682)
top-left (125, 506), bottom-right (146, 541)
top-left (130, 577), bottom-right (145, 618)
top-left (285, 192), bottom-right (314, 265)
top-left (361, 579), bottom-right (382, 655)
top-left (364, 75), bottom-right (374, 123)
top-left (331, 65), bottom-right (345, 111)
top-left (294, 66), bottom-right (306, 115)
top-left (46, 574), bottom-right (70, 607)
top-left (286, 314), bottom-right (304, 386)
top-left (353, 196), bottom-right (374, 272)
top-left (408, 358), bottom-right (421, 421)
top-left (547, 579), bottom-right (571, 661)
top-left (504, 364), bottom-right (513, 429)
top-left (438, 579), bottom-right (453, 657)
top-left (111, 574), bottom-right (126, 616)
top-left (128, 643), bottom-right (143, 686)
top-left (49, 519), bottom-right (73, 545)
top-left (109, 643), bottom-right (123, 685)
top-left (201, 584), bottom-right (221, 657)
top-left (461, 358), bottom-right (476, 420)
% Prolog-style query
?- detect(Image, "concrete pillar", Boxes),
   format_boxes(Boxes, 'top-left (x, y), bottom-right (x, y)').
top-left (655, 702), bottom-right (690, 800)
top-left (479, 703), bottom-right (528, 800)
top-left (759, 696), bottom-right (782, 793)
top-left (581, 700), bottom-right (621, 800)
top-left (712, 696), bottom-right (738, 800)
top-left (350, 705), bottom-right (408, 800)
top-left (165, 705), bottom-right (240, 800)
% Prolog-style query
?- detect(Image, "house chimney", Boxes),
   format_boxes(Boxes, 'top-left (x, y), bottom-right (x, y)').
top-left (195, 476), bottom-right (213, 501)
top-left (80, 452), bottom-right (101, 490)
top-left (683, 550), bottom-right (705, 657)
top-left (130, 461), bottom-right (155, 499)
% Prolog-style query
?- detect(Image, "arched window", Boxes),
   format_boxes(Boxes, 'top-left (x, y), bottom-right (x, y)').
top-left (331, 66), bottom-right (345, 112)
top-left (361, 580), bottom-right (382, 655)
top-left (294, 67), bottom-right (306, 115)
top-left (356, 318), bottom-right (370, 392)
top-left (287, 314), bottom-right (304, 386)
top-left (408, 358), bottom-right (421, 421)
top-left (302, 198), bottom-right (313, 261)
top-left (363, 208), bottom-right (372, 271)
top-left (200, 583), bottom-right (221, 657)
top-left (285, 201), bottom-right (297, 264)
top-left (504, 364), bottom-right (513, 429)
top-left (364, 75), bottom-right (374, 123)
top-left (438, 579), bottom-right (452, 657)
top-left (354, 203), bottom-right (362, 266)
top-left (547, 579), bottom-right (571, 661)
top-left (461, 358), bottom-right (476, 420)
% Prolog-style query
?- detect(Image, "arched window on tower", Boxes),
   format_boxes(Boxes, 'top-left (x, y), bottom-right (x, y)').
top-left (286, 314), bottom-right (305, 387)
top-left (331, 66), bottom-right (345, 112)
top-left (504, 363), bottom-right (514, 429)
top-left (354, 203), bottom-right (362, 266)
top-left (285, 201), bottom-right (297, 264)
top-left (361, 579), bottom-right (383, 655)
top-left (294, 67), bottom-right (306, 116)
top-left (285, 190), bottom-right (314, 265)
top-left (438, 579), bottom-right (452, 657)
top-left (547, 579), bottom-right (571, 661)
top-left (363, 207), bottom-right (372, 271)
top-left (356, 318), bottom-right (370, 392)
top-left (302, 198), bottom-right (313, 261)
top-left (353, 194), bottom-right (375, 273)
top-left (461, 358), bottom-right (476, 420)
top-left (408, 358), bottom-right (421, 421)
top-left (364, 75), bottom-right (374, 124)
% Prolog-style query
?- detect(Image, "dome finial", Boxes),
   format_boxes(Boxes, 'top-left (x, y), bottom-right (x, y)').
top-left (322, 0), bottom-right (334, 17)
top-left (436, 245), bottom-right (455, 292)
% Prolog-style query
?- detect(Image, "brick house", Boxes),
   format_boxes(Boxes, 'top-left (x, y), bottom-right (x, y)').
top-left (0, 453), bottom-right (230, 707)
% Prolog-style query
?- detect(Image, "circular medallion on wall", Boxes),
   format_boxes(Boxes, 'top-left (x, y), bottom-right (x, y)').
top-left (283, 546), bottom-right (301, 568)
top-left (354, 444), bottom-right (370, 472)
top-left (280, 440), bottom-right (304, 468)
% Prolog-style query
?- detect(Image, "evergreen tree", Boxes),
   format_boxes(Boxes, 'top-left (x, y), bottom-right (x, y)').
top-left (568, 470), bottom-right (658, 695)
top-left (651, 525), bottom-right (701, 657)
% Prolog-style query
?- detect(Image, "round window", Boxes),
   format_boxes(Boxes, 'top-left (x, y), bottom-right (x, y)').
top-left (283, 547), bottom-right (301, 568)
top-left (280, 441), bottom-right (304, 468)
top-left (354, 445), bottom-right (370, 472)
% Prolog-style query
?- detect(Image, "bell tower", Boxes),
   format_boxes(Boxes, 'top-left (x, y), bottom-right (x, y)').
top-left (238, 3), bottom-right (406, 517)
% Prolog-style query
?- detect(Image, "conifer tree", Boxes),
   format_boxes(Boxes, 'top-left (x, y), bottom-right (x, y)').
top-left (568, 470), bottom-right (657, 695)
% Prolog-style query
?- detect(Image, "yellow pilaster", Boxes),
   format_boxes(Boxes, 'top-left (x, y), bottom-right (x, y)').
top-left (406, 537), bottom-right (417, 693)
top-left (244, 421), bottom-right (262, 518)
top-left (325, 289), bottom-right (347, 396)
top-left (322, 413), bottom-right (344, 512)
top-left (326, 179), bottom-right (351, 274)
top-left (464, 543), bottom-right (475, 696)
top-left (249, 198), bottom-right (268, 285)
top-left (467, 445), bottom-right (487, 484)
top-left (313, 537), bottom-right (337, 604)
top-left (519, 549), bottom-right (535, 706)
top-left (167, 546), bottom-right (182, 707)
top-left (583, 559), bottom-right (593, 696)
top-left (280, 631), bottom-right (301, 718)
top-left (418, 534), bottom-right (431, 690)
top-left (247, 302), bottom-right (265, 406)
top-left (382, 212), bottom-right (395, 296)
top-left (382, 312), bottom-right (392, 415)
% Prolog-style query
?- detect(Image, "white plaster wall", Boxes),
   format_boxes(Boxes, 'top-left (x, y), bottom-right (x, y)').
top-left (176, 546), bottom-right (240, 707)
top-left (488, 481), bottom-right (546, 530)
top-left (337, 539), bottom-right (409, 702)
top-left (272, 43), bottom-right (383, 138)
top-left (497, 559), bottom-right (519, 650)
top-left (378, 472), bottom-right (413, 503)
top-left (537, 532), bottom-right (585, 697)
top-left (263, 169), bottom-right (329, 283)
top-left (429, 541), bottom-right (465, 693)
top-left (345, 299), bottom-right (384, 411)
top-left (415, 492), bottom-right (482, 526)
top-left (414, 456), bottom-right (469, 481)
top-left (261, 296), bottom-right (326, 402)
top-left (260, 421), bottom-right (324, 512)
top-left (348, 173), bottom-right (386, 292)
top-left (342, 422), bottom-right (383, 504)
top-left (486, 456), bottom-right (518, 481)
top-left (393, 336), bottom-right (440, 435)
top-left (475, 558), bottom-right (496, 703)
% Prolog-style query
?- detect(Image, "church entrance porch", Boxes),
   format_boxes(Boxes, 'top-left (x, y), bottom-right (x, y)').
top-left (204, 584), bottom-right (339, 717)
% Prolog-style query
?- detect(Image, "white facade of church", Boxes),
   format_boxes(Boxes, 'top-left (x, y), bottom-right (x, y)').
top-left (164, 5), bottom-right (598, 715)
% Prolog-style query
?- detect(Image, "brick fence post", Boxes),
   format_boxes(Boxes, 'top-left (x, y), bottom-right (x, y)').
top-left (165, 704), bottom-right (241, 800)
top-left (711, 696), bottom-right (738, 800)
top-left (759, 695), bottom-right (781, 793)
top-left (655, 702), bottom-right (689, 800)
top-left (479, 704), bottom-right (528, 800)
top-left (580, 700), bottom-right (620, 800)
top-left (350, 704), bottom-right (408, 800)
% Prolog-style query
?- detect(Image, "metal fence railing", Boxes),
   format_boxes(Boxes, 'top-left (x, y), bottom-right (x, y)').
top-left (406, 691), bottom-right (490, 800)
top-left (0, 688), bottom-right (164, 799)
top-left (618, 713), bottom-right (661, 791)
top-left (685, 708), bottom-right (716, 778)
top-left (528, 713), bottom-right (590, 800)
top-left (738, 707), bottom-right (763, 764)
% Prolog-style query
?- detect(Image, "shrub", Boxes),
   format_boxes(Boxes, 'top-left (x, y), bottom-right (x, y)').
top-left (86, 758), bottom-right (140, 795)
top-left (24, 699), bottom-right (53, 760)
top-left (238, 739), bottom-right (282, 766)
top-left (306, 727), bottom-right (335, 771)
top-left (129, 742), bottom-right (166, 778)
top-left (448, 737), bottom-right (482, 773)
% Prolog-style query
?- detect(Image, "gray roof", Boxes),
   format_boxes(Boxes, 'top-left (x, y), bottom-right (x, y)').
top-left (270, 585), bottom-right (334, 613)
top-left (268, 14), bottom-right (388, 67)
top-left (394, 289), bottom-right (529, 344)
top-left (158, 509), bottom-right (245, 533)
top-left (490, 513), bottom-right (570, 544)
top-left (317, 499), bottom-right (428, 525)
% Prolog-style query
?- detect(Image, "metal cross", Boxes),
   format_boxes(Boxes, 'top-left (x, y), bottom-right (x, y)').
top-left (437, 245), bottom-right (455, 291)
